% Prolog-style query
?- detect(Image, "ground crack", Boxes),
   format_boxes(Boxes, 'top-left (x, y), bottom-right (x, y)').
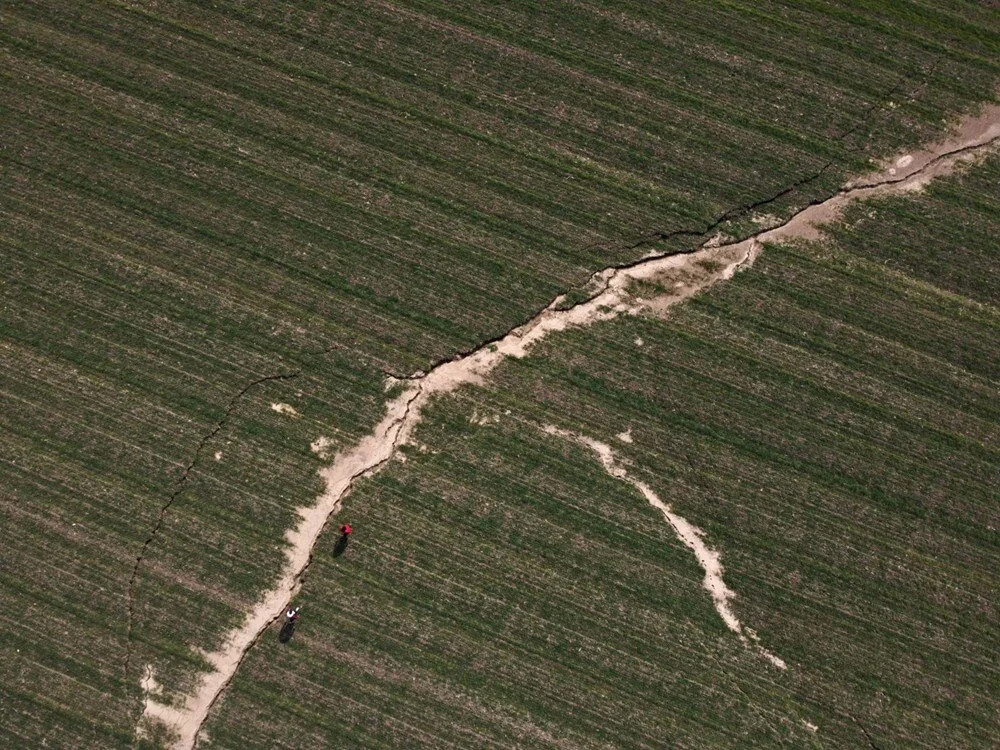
top-left (847, 711), bottom-right (883, 750)
top-left (186, 384), bottom-right (422, 750)
top-left (583, 58), bottom-right (937, 276)
top-left (398, 66), bottom-right (925, 381)
top-left (567, 121), bottom-right (997, 315)
top-left (123, 371), bottom-right (299, 705)
top-left (136, 67), bottom-right (998, 747)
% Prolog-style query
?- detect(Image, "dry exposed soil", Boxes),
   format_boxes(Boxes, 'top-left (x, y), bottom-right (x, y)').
top-left (140, 103), bottom-right (1000, 749)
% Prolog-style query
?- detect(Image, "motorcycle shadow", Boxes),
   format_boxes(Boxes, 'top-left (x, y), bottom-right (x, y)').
top-left (278, 620), bottom-right (296, 643)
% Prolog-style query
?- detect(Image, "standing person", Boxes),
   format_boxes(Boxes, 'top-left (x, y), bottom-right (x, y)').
top-left (334, 523), bottom-right (352, 556)
top-left (280, 605), bottom-right (300, 643)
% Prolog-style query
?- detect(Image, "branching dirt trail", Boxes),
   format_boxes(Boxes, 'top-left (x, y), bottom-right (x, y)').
top-left (542, 425), bottom-right (786, 669)
top-left (140, 105), bottom-right (999, 748)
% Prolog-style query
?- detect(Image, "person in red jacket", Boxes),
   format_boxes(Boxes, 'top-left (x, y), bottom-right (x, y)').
top-left (334, 523), bottom-right (352, 556)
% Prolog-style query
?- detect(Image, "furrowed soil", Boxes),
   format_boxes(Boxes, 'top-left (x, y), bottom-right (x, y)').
top-left (138, 104), bottom-right (999, 748)
top-left (1, 1), bottom-right (998, 747)
top-left (202, 150), bottom-right (1000, 748)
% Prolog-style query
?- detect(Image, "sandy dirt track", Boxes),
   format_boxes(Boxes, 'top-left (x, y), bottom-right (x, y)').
top-left (140, 103), bottom-right (1000, 748)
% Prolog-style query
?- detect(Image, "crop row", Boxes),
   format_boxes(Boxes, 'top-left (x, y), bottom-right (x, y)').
top-left (206, 151), bottom-right (999, 747)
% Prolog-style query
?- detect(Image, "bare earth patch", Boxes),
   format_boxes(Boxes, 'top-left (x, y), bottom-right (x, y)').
top-left (139, 104), bottom-right (999, 748)
top-left (309, 435), bottom-right (333, 460)
top-left (541, 425), bottom-right (787, 669)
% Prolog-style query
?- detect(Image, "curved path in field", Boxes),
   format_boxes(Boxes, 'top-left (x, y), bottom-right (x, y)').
top-left (140, 104), bottom-right (999, 748)
top-left (542, 425), bottom-right (787, 669)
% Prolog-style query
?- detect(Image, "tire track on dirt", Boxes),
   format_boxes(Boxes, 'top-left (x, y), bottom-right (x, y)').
top-left (140, 105), bottom-right (999, 748)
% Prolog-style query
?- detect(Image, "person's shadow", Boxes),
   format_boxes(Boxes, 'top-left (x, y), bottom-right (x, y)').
top-left (279, 620), bottom-right (296, 643)
top-left (333, 533), bottom-right (350, 557)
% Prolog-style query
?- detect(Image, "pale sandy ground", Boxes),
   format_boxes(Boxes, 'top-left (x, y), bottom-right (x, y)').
top-left (140, 104), bottom-right (999, 748)
top-left (541, 425), bottom-right (787, 669)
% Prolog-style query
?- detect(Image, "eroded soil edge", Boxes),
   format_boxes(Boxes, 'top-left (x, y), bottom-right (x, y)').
top-left (140, 105), bottom-right (999, 748)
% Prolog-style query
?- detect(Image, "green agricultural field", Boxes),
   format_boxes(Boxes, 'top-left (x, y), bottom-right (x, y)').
top-left (1, 0), bottom-right (998, 747)
top-left (204, 154), bottom-right (1000, 748)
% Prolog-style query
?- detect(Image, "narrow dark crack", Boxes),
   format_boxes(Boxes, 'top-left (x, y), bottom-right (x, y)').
top-left (419, 63), bottom-right (941, 372)
top-left (623, 159), bottom-right (834, 254)
top-left (291, 384), bottom-right (421, 590)
top-left (562, 111), bottom-right (993, 316)
top-left (848, 133), bottom-right (1000, 191)
top-left (188, 384), bottom-right (422, 750)
top-left (847, 711), bottom-right (883, 750)
top-left (143, 120), bottom-right (998, 747)
top-left (311, 340), bottom-right (417, 381)
top-left (130, 51), bottom-right (991, 744)
top-left (123, 371), bottom-right (299, 699)
top-left (831, 55), bottom-right (939, 152)
top-left (123, 340), bottom-right (418, 705)
top-left (598, 59), bottom-right (937, 260)
top-left (371, 60), bottom-right (952, 389)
